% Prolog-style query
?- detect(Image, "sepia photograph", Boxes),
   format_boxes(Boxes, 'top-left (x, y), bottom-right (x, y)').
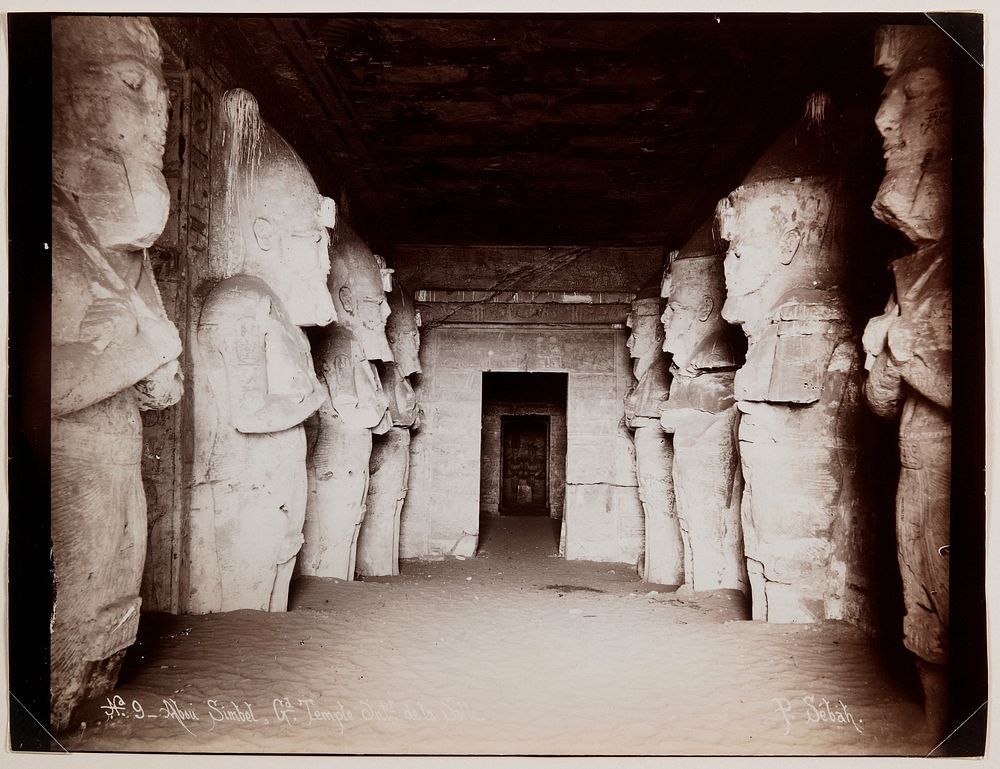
top-left (4, 5), bottom-right (989, 762)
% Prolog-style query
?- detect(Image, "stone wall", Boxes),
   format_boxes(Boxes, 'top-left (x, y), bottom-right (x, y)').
top-left (401, 323), bottom-right (641, 564)
top-left (139, 34), bottom-right (226, 613)
top-left (394, 245), bottom-right (664, 293)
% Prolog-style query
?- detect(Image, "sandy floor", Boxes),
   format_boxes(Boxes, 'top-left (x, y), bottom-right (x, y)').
top-left (60, 516), bottom-right (933, 756)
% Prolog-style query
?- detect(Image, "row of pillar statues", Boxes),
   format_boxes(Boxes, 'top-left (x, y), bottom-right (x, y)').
top-left (49, 15), bottom-right (954, 739)
top-left (190, 87), bottom-right (424, 608)
top-left (624, 25), bottom-right (952, 735)
top-left (50, 16), bottom-right (422, 730)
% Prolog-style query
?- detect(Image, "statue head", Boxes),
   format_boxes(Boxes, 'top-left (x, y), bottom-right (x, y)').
top-left (327, 220), bottom-right (394, 362)
top-left (221, 89), bottom-right (336, 327)
top-left (716, 93), bottom-right (848, 332)
top-left (385, 284), bottom-right (422, 377)
top-left (626, 297), bottom-right (665, 382)
top-left (53, 16), bottom-right (169, 251)
top-left (660, 219), bottom-right (737, 375)
top-left (872, 25), bottom-right (953, 245)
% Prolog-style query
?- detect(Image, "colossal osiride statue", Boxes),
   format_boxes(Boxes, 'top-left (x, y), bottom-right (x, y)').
top-left (862, 25), bottom-right (953, 737)
top-left (357, 286), bottom-right (423, 577)
top-left (659, 221), bottom-right (747, 594)
top-left (329, 223), bottom-right (394, 362)
top-left (51, 16), bottom-right (183, 731)
top-left (624, 296), bottom-right (683, 585)
top-left (301, 221), bottom-right (393, 580)
top-left (716, 93), bottom-right (871, 626)
top-left (189, 88), bottom-right (336, 614)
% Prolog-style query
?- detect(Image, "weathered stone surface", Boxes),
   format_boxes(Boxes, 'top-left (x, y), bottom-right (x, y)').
top-left (188, 88), bottom-right (334, 614)
top-left (302, 324), bottom-right (391, 579)
top-left (632, 424), bottom-right (683, 585)
top-left (661, 376), bottom-right (746, 593)
top-left (51, 15), bottom-right (183, 731)
top-left (716, 97), bottom-right (871, 625)
top-left (563, 417), bottom-right (645, 565)
top-left (565, 351), bottom-right (645, 565)
top-left (659, 231), bottom-right (746, 593)
top-left (381, 362), bottom-right (421, 428)
top-left (356, 426), bottom-right (411, 577)
top-left (870, 28), bottom-right (953, 247)
top-left (863, 26), bottom-right (952, 695)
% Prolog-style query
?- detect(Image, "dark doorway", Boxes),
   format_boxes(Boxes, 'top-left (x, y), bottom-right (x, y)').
top-left (480, 372), bottom-right (568, 522)
top-left (500, 415), bottom-right (550, 514)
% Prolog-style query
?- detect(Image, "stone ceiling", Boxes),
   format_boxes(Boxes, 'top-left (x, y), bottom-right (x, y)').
top-left (168, 14), bottom-right (900, 249)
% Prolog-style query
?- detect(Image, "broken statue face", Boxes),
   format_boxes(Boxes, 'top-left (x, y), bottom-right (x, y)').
top-left (661, 254), bottom-right (734, 374)
top-left (626, 298), bottom-right (664, 379)
top-left (53, 15), bottom-right (170, 251)
top-left (385, 287), bottom-right (422, 377)
top-left (716, 178), bottom-right (836, 331)
top-left (872, 25), bottom-right (953, 244)
top-left (328, 222), bottom-right (394, 362)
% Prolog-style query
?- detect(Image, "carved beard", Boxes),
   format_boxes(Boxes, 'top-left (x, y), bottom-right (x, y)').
top-left (632, 343), bottom-right (659, 382)
top-left (55, 148), bottom-right (169, 251)
top-left (389, 332), bottom-right (421, 377)
top-left (873, 161), bottom-right (951, 246)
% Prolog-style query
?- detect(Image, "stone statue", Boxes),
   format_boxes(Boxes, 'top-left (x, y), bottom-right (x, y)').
top-left (301, 220), bottom-right (393, 580)
top-left (328, 223), bottom-right (394, 362)
top-left (189, 88), bottom-right (336, 614)
top-left (862, 25), bottom-right (952, 737)
top-left (357, 286), bottom-right (423, 577)
top-left (624, 296), bottom-right (684, 585)
top-left (658, 221), bottom-right (747, 594)
top-left (50, 16), bottom-right (184, 731)
top-left (716, 93), bottom-right (871, 626)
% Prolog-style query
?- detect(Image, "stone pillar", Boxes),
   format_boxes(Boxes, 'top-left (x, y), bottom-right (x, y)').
top-left (357, 287), bottom-right (423, 577)
top-left (302, 222), bottom-right (393, 580)
top-left (861, 25), bottom-right (953, 737)
top-left (50, 16), bottom-right (184, 731)
top-left (188, 88), bottom-right (336, 614)
top-left (625, 297), bottom-right (683, 584)
top-left (360, 427), bottom-right (412, 576)
top-left (659, 221), bottom-right (747, 594)
top-left (716, 93), bottom-right (871, 625)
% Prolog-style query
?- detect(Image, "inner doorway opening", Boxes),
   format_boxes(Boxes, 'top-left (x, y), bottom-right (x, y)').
top-left (500, 415), bottom-right (550, 514)
top-left (480, 372), bottom-right (568, 543)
